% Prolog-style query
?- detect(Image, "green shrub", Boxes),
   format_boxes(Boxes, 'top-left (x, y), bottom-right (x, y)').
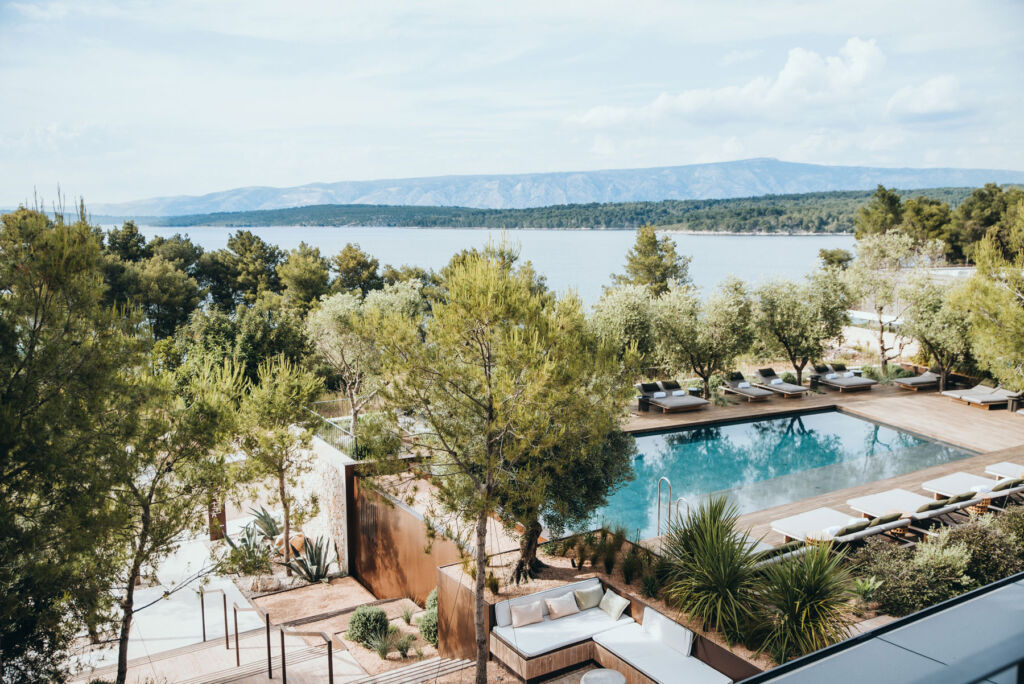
top-left (347, 606), bottom-right (390, 646)
top-left (930, 516), bottom-right (1023, 586)
top-left (861, 365), bottom-right (913, 383)
top-left (395, 633), bottom-right (416, 658)
top-left (640, 573), bottom-right (661, 598)
top-left (425, 587), bottom-right (438, 611)
top-left (602, 542), bottom-right (617, 574)
top-left (622, 547), bottom-right (642, 585)
top-left (757, 544), bottom-right (854, 663)
top-left (221, 523), bottom-right (271, 576)
top-left (365, 628), bottom-right (397, 658)
top-left (780, 372), bottom-right (798, 385)
top-left (401, 606), bottom-right (414, 625)
top-left (996, 505), bottom-right (1024, 560)
top-left (661, 496), bottom-right (761, 643)
top-left (485, 572), bottom-right (500, 594)
top-left (851, 537), bottom-right (972, 616)
top-left (418, 607), bottom-right (439, 647)
top-left (851, 576), bottom-right (882, 601)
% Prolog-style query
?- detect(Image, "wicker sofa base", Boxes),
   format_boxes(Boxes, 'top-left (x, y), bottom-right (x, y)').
top-left (489, 633), bottom-right (595, 682)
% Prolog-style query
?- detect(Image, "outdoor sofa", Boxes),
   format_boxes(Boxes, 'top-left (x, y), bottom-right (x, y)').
top-left (812, 364), bottom-right (878, 392)
top-left (894, 370), bottom-right (940, 391)
top-left (753, 368), bottom-right (809, 398)
top-left (489, 578), bottom-right (734, 683)
top-left (592, 606), bottom-right (733, 684)
top-left (722, 372), bottom-right (774, 402)
top-left (636, 382), bottom-right (710, 413)
top-left (941, 383), bottom-right (1020, 409)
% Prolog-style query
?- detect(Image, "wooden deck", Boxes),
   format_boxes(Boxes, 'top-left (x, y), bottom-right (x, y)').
top-left (627, 383), bottom-right (1024, 549)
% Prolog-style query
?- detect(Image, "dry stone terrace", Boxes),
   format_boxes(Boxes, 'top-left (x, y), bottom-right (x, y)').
top-left (624, 384), bottom-right (1024, 549)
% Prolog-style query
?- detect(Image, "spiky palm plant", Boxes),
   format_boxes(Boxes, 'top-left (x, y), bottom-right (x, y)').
top-left (758, 543), bottom-right (854, 663)
top-left (660, 496), bottom-right (761, 644)
top-left (279, 536), bottom-right (337, 582)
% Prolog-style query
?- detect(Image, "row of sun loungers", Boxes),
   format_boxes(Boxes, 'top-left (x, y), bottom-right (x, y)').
top-left (636, 368), bottom-right (813, 412)
top-left (941, 383), bottom-right (1020, 409)
top-left (770, 463), bottom-right (1024, 547)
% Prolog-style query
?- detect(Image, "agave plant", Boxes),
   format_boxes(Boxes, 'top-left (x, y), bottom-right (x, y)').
top-left (660, 495), bottom-right (761, 644)
top-left (757, 543), bottom-right (854, 663)
top-left (249, 506), bottom-right (282, 542)
top-left (223, 523), bottom-right (271, 576)
top-left (279, 535), bottom-right (337, 582)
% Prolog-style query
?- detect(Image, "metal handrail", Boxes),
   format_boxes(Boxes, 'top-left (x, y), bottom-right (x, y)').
top-left (199, 587), bottom-right (229, 649)
top-left (674, 496), bottom-right (691, 523)
top-left (656, 477), bottom-right (672, 536)
top-left (277, 626), bottom-right (335, 684)
top-left (233, 603), bottom-right (272, 675)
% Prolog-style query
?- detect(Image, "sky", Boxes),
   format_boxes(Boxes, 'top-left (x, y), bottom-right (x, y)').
top-left (1, 0), bottom-right (1022, 205)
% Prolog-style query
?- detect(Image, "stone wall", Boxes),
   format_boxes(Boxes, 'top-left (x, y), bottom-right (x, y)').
top-left (310, 436), bottom-right (355, 574)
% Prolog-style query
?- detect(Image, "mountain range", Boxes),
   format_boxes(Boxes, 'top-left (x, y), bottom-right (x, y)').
top-left (90, 158), bottom-right (1024, 217)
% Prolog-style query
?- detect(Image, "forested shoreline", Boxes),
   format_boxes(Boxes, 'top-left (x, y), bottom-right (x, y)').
top-left (139, 187), bottom-right (987, 231)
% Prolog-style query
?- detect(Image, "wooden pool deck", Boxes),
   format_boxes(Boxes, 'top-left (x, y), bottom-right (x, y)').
top-left (626, 384), bottom-right (1024, 549)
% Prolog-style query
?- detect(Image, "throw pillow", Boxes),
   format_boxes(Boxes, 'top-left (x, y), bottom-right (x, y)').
top-left (598, 589), bottom-right (630, 621)
top-left (544, 593), bottom-right (580, 620)
top-left (652, 391), bottom-right (667, 398)
top-left (510, 601), bottom-right (543, 628)
top-left (574, 584), bottom-right (604, 611)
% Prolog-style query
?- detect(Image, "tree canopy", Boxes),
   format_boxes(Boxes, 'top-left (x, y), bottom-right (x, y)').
top-left (612, 225), bottom-right (691, 295)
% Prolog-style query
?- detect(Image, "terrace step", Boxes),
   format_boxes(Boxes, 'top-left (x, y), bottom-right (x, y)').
top-left (177, 646), bottom-right (325, 684)
top-left (350, 656), bottom-right (474, 683)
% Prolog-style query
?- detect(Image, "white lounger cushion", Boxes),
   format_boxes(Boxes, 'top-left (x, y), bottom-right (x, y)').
top-left (847, 489), bottom-right (933, 518)
top-left (492, 606), bottom-right (633, 657)
top-left (594, 608), bottom-right (732, 684)
top-left (986, 462), bottom-right (1024, 480)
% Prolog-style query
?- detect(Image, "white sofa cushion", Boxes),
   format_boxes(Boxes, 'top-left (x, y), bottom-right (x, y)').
top-left (511, 601), bottom-right (543, 628)
top-left (640, 606), bottom-right (694, 657)
top-left (574, 584), bottom-right (604, 610)
top-left (594, 620), bottom-right (732, 684)
top-left (494, 578), bottom-right (602, 627)
top-left (599, 589), bottom-right (630, 621)
top-left (492, 607), bottom-right (633, 658)
top-left (545, 593), bottom-right (580, 620)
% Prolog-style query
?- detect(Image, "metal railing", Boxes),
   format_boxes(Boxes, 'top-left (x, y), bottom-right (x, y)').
top-left (199, 587), bottom-right (229, 649)
top-left (306, 407), bottom-right (355, 453)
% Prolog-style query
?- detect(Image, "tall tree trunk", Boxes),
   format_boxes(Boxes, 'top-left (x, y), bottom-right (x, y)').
top-left (473, 508), bottom-right (489, 684)
top-left (348, 386), bottom-right (359, 444)
top-left (702, 376), bottom-right (711, 399)
top-left (279, 472), bottom-right (292, 576)
top-left (794, 359), bottom-right (807, 385)
top-left (878, 318), bottom-right (889, 372)
top-left (511, 517), bottom-right (544, 584)
top-left (116, 520), bottom-right (148, 684)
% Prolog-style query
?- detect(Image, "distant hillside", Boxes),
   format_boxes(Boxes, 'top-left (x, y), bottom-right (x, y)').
top-left (92, 158), bottom-right (1024, 216)
top-left (147, 187), bottom-right (980, 232)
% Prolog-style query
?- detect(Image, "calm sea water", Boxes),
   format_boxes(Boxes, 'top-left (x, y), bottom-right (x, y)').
top-left (139, 226), bottom-right (854, 305)
top-left (596, 410), bottom-right (972, 540)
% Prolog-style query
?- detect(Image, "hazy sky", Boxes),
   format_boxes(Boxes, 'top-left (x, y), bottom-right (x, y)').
top-left (2, 0), bottom-right (1022, 205)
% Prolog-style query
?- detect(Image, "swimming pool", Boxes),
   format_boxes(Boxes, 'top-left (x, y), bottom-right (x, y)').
top-left (596, 410), bottom-right (973, 540)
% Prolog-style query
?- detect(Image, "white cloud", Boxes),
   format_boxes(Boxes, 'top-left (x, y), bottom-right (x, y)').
top-left (577, 37), bottom-right (885, 127)
top-left (886, 75), bottom-right (962, 118)
top-left (720, 49), bottom-right (761, 66)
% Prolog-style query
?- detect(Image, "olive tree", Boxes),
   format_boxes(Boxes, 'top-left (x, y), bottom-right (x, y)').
top-left (590, 284), bottom-right (656, 365)
top-left (754, 270), bottom-right (850, 384)
top-left (845, 232), bottom-right (944, 372)
top-left (653, 278), bottom-right (753, 398)
top-left (900, 274), bottom-right (971, 392)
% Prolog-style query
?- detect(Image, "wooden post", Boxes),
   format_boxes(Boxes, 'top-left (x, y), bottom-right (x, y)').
top-left (280, 629), bottom-right (287, 684)
top-left (266, 614), bottom-right (273, 678)
top-left (234, 607), bottom-right (240, 667)
top-left (223, 593), bottom-right (229, 649)
top-left (200, 591), bottom-right (206, 642)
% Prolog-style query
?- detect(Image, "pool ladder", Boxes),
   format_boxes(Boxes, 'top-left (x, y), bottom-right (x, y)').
top-left (656, 476), bottom-right (691, 536)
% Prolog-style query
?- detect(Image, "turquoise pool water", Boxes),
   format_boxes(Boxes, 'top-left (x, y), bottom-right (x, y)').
top-left (596, 410), bottom-right (973, 540)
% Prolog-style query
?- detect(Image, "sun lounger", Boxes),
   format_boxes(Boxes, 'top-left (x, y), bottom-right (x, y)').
top-left (635, 382), bottom-right (710, 413)
top-left (941, 383), bottom-right (1019, 409)
top-left (921, 472), bottom-right (997, 499)
top-left (894, 370), bottom-right (940, 391)
top-left (753, 368), bottom-right (808, 398)
top-left (722, 372), bottom-right (774, 402)
top-left (812, 364), bottom-right (878, 392)
top-left (847, 488), bottom-right (934, 519)
top-left (771, 506), bottom-right (909, 544)
top-left (985, 462), bottom-right (1024, 480)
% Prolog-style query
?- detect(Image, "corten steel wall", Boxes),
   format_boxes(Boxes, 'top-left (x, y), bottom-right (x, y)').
top-left (348, 473), bottom-right (463, 605)
top-left (437, 563), bottom-right (495, 660)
